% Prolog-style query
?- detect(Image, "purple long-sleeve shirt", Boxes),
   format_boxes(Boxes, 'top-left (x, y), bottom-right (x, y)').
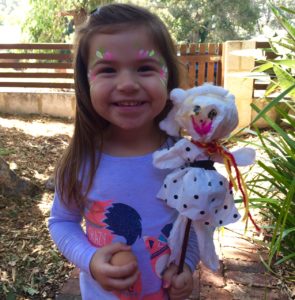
top-left (49, 147), bottom-right (199, 299)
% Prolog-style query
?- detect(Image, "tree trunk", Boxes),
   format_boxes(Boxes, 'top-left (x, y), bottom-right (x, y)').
top-left (0, 157), bottom-right (39, 197)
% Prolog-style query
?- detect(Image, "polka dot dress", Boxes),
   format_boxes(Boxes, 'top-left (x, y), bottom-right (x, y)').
top-left (153, 138), bottom-right (241, 271)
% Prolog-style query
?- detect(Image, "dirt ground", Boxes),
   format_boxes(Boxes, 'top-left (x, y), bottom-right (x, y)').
top-left (0, 113), bottom-right (74, 299)
top-left (0, 112), bottom-right (292, 299)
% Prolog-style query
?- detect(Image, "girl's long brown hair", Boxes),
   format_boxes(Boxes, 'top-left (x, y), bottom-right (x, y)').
top-left (56, 3), bottom-right (181, 211)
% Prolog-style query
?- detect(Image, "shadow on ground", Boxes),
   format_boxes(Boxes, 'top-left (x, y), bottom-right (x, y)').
top-left (0, 113), bottom-right (74, 299)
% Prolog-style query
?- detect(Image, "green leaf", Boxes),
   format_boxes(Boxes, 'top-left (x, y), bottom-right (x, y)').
top-left (279, 6), bottom-right (295, 15)
top-left (265, 81), bottom-right (280, 97)
top-left (23, 286), bottom-right (39, 296)
top-left (6, 290), bottom-right (16, 300)
top-left (0, 148), bottom-right (11, 156)
top-left (272, 40), bottom-right (295, 53)
top-left (270, 59), bottom-right (295, 68)
top-left (253, 61), bottom-right (273, 72)
top-left (274, 252), bottom-right (295, 265)
top-left (273, 65), bottom-right (295, 97)
top-left (251, 84), bottom-right (295, 124)
top-left (270, 4), bottom-right (295, 41)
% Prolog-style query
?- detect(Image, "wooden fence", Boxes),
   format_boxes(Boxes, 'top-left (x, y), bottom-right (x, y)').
top-left (0, 43), bottom-right (74, 89)
top-left (0, 43), bottom-right (223, 90)
top-left (177, 43), bottom-right (223, 87)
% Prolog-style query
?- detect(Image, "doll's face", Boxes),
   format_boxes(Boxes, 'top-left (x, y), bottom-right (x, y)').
top-left (190, 103), bottom-right (218, 137)
top-left (175, 93), bottom-right (237, 142)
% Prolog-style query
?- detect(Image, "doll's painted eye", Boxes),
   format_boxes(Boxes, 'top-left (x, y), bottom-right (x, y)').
top-left (193, 105), bottom-right (201, 114)
top-left (208, 109), bottom-right (217, 120)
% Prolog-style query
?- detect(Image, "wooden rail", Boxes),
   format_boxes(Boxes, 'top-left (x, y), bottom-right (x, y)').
top-left (177, 43), bottom-right (223, 87)
top-left (0, 43), bottom-right (74, 89)
top-left (0, 43), bottom-right (223, 90)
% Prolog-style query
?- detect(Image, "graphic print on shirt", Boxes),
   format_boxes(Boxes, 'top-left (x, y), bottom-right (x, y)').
top-left (104, 203), bottom-right (142, 245)
top-left (104, 203), bottom-right (143, 299)
top-left (85, 201), bottom-right (143, 299)
top-left (144, 223), bottom-right (172, 278)
top-left (85, 201), bottom-right (142, 247)
top-left (84, 200), bottom-right (114, 247)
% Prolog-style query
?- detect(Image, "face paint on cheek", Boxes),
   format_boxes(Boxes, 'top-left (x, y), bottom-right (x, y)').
top-left (87, 69), bottom-right (96, 85)
top-left (136, 48), bottom-right (168, 83)
top-left (158, 57), bottom-right (168, 87)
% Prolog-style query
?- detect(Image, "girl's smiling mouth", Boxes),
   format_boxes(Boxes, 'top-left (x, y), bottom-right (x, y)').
top-left (113, 101), bottom-right (146, 107)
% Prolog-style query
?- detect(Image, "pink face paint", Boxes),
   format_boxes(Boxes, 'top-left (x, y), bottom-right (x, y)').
top-left (87, 70), bottom-right (96, 83)
top-left (137, 49), bottom-right (150, 59)
top-left (96, 48), bottom-right (114, 60)
top-left (89, 49), bottom-right (115, 69)
top-left (191, 116), bottom-right (212, 136)
top-left (159, 66), bottom-right (168, 79)
top-left (102, 51), bottom-right (113, 60)
top-left (137, 49), bottom-right (168, 84)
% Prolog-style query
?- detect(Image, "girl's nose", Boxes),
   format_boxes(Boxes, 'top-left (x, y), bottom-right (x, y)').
top-left (116, 70), bottom-right (139, 93)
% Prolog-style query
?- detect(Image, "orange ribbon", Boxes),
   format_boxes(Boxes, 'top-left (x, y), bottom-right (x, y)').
top-left (192, 140), bottom-right (260, 232)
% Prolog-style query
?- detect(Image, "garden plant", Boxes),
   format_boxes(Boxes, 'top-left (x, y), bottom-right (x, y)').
top-left (247, 3), bottom-right (295, 279)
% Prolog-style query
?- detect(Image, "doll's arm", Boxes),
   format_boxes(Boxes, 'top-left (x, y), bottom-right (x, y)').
top-left (153, 139), bottom-right (189, 169)
top-left (153, 139), bottom-right (205, 169)
top-left (212, 147), bottom-right (256, 166)
top-left (231, 147), bottom-right (256, 166)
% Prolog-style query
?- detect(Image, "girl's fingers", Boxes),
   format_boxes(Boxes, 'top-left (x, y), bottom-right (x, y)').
top-left (102, 242), bottom-right (131, 261)
top-left (169, 268), bottom-right (193, 300)
top-left (105, 269), bottom-right (140, 291)
top-left (171, 272), bottom-right (186, 289)
top-left (162, 263), bottom-right (178, 288)
top-left (104, 261), bottom-right (138, 279)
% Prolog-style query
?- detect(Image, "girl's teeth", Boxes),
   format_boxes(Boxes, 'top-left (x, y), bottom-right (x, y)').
top-left (117, 101), bottom-right (142, 106)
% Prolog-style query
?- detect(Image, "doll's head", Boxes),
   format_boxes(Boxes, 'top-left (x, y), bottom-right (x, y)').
top-left (160, 84), bottom-right (238, 143)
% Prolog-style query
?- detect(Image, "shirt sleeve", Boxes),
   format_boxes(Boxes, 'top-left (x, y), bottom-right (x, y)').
top-left (184, 225), bottom-right (200, 272)
top-left (48, 192), bottom-right (97, 274)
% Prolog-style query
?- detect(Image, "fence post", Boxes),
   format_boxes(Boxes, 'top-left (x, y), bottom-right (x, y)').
top-left (223, 40), bottom-right (256, 131)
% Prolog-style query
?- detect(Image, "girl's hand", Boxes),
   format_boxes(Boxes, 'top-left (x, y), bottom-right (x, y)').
top-left (162, 263), bottom-right (194, 300)
top-left (89, 243), bottom-right (139, 291)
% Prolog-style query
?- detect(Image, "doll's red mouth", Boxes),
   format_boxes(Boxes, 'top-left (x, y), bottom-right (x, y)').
top-left (191, 116), bottom-right (212, 136)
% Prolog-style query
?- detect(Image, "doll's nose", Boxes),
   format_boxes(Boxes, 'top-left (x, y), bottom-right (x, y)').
top-left (116, 70), bottom-right (139, 93)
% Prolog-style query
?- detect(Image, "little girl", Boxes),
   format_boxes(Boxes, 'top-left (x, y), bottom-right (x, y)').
top-left (49, 3), bottom-right (199, 300)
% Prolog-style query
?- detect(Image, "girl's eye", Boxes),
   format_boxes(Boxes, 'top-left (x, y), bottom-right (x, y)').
top-left (138, 65), bottom-right (155, 72)
top-left (208, 109), bottom-right (217, 120)
top-left (100, 67), bottom-right (116, 73)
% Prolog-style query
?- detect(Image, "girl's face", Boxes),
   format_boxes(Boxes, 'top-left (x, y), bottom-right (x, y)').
top-left (87, 27), bottom-right (168, 133)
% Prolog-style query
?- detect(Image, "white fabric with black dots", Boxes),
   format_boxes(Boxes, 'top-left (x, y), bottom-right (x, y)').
top-left (153, 138), bottom-right (241, 271)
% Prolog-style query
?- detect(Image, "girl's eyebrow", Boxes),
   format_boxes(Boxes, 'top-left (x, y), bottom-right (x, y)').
top-left (89, 58), bottom-right (114, 69)
top-left (135, 57), bottom-right (162, 64)
top-left (90, 57), bottom-right (162, 69)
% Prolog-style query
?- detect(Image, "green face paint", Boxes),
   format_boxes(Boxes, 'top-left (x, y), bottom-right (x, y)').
top-left (137, 49), bottom-right (168, 84)
top-left (89, 48), bottom-right (115, 69)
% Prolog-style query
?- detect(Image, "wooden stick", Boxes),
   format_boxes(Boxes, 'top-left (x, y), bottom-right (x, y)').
top-left (177, 218), bottom-right (192, 274)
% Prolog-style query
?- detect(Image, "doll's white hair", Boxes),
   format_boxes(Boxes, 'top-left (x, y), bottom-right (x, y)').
top-left (160, 84), bottom-right (237, 138)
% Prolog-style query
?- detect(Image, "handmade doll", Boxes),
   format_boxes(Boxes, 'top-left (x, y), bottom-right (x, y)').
top-left (153, 84), bottom-right (258, 271)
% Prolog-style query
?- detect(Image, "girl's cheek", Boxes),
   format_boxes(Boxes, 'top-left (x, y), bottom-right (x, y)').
top-left (88, 70), bottom-right (97, 88)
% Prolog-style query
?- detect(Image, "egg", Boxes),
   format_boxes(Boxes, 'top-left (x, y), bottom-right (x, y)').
top-left (110, 250), bottom-right (137, 266)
